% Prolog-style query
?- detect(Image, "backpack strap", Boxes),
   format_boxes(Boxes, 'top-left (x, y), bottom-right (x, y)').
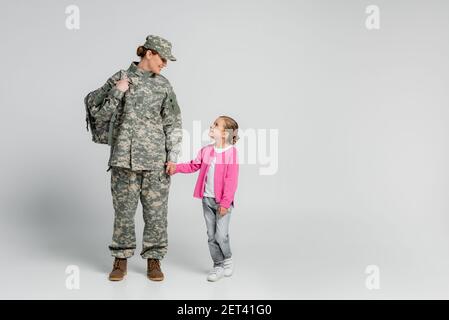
top-left (107, 69), bottom-right (129, 144)
top-left (107, 109), bottom-right (119, 146)
top-left (105, 69), bottom-right (128, 171)
top-left (84, 92), bottom-right (94, 132)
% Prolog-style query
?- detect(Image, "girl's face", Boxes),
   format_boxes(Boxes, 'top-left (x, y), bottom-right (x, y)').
top-left (209, 118), bottom-right (227, 142)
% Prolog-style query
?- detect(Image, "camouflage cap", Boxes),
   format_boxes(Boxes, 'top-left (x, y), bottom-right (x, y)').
top-left (143, 35), bottom-right (176, 61)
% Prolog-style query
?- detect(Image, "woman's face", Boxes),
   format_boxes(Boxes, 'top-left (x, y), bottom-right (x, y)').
top-left (146, 51), bottom-right (167, 74)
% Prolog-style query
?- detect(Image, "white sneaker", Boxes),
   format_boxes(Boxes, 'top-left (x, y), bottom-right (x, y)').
top-left (207, 266), bottom-right (225, 282)
top-left (223, 258), bottom-right (233, 277)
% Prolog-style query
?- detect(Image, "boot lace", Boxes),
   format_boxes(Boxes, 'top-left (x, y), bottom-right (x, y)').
top-left (113, 258), bottom-right (124, 270)
top-left (149, 259), bottom-right (161, 271)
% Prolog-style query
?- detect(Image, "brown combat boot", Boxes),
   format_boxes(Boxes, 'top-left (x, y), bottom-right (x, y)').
top-left (147, 259), bottom-right (164, 281)
top-left (108, 258), bottom-right (127, 281)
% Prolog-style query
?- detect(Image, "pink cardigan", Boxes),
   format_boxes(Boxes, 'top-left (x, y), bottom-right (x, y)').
top-left (173, 144), bottom-right (239, 209)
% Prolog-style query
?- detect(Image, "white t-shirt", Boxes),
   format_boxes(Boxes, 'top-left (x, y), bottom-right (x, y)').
top-left (203, 144), bottom-right (233, 198)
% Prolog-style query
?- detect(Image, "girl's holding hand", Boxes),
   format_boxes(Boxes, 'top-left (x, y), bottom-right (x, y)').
top-left (166, 116), bottom-right (239, 282)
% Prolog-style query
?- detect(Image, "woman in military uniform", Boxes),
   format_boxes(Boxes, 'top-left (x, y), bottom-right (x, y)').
top-left (88, 35), bottom-right (182, 282)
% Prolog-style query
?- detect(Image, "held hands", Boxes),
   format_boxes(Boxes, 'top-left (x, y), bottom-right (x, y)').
top-left (165, 161), bottom-right (176, 175)
top-left (165, 160), bottom-right (228, 216)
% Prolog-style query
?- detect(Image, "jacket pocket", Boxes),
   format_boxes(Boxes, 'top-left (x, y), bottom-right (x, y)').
top-left (159, 170), bottom-right (171, 184)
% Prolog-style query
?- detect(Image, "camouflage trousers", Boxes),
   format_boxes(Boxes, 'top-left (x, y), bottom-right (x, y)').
top-left (108, 165), bottom-right (170, 259)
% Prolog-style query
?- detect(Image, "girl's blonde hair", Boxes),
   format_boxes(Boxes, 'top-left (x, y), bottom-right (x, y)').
top-left (219, 115), bottom-right (239, 145)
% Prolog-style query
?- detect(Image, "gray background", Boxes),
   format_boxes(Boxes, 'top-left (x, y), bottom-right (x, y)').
top-left (1, 0), bottom-right (448, 299)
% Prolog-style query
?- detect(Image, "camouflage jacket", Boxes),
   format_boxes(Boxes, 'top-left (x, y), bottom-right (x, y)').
top-left (88, 61), bottom-right (182, 170)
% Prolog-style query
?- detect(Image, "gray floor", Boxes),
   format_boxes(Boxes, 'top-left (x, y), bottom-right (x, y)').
top-left (2, 170), bottom-right (449, 299)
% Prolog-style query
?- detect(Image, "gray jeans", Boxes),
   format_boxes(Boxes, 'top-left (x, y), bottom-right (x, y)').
top-left (202, 196), bottom-right (233, 267)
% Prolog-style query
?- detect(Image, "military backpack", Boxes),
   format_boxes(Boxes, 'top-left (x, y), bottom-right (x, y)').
top-left (84, 70), bottom-right (127, 145)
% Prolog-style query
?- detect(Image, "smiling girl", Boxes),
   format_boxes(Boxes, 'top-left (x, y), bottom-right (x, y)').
top-left (167, 116), bottom-right (240, 281)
